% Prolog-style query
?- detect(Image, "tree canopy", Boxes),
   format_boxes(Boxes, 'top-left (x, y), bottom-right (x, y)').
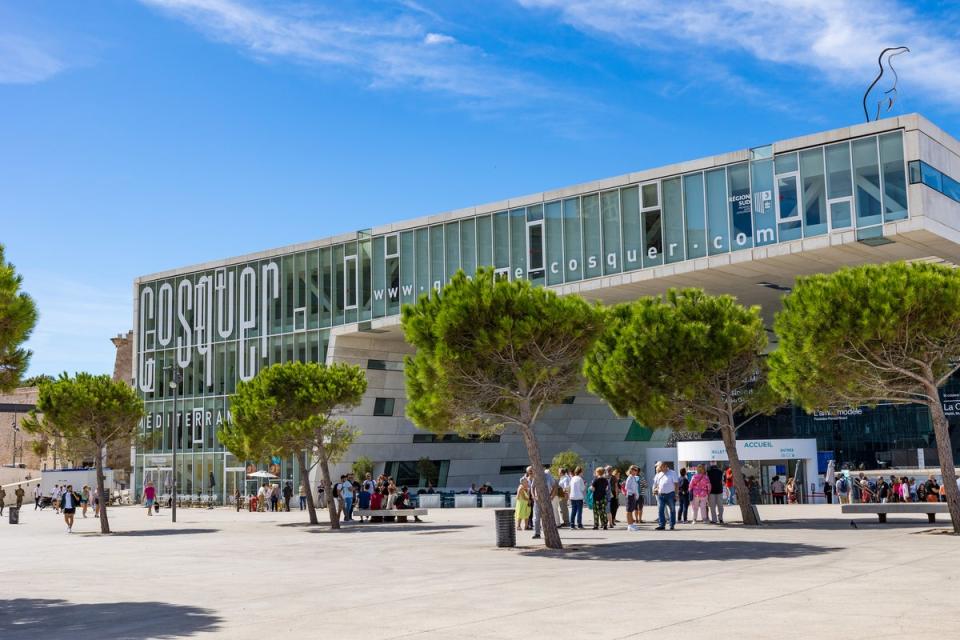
top-left (550, 450), bottom-right (585, 478)
top-left (402, 268), bottom-right (603, 548)
top-left (22, 373), bottom-right (144, 533)
top-left (219, 361), bottom-right (367, 527)
top-left (0, 245), bottom-right (38, 392)
top-left (584, 288), bottom-right (773, 525)
top-left (771, 261), bottom-right (960, 533)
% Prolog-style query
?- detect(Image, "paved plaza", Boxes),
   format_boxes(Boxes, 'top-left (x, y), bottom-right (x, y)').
top-left (2, 503), bottom-right (958, 639)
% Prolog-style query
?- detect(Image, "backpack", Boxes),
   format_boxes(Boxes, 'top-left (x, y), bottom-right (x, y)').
top-left (837, 477), bottom-right (848, 493)
top-left (332, 483), bottom-right (341, 499)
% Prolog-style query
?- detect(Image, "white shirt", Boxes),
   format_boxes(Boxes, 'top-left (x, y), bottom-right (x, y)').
top-left (362, 480), bottom-right (375, 493)
top-left (625, 474), bottom-right (640, 496)
top-left (558, 475), bottom-right (571, 492)
top-left (653, 469), bottom-right (680, 494)
top-left (34, 486), bottom-right (41, 498)
top-left (340, 482), bottom-right (354, 498)
top-left (568, 475), bottom-right (586, 500)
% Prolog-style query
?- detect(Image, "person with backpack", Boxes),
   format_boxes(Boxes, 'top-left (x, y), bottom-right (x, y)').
top-left (836, 475), bottom-right (850, 504)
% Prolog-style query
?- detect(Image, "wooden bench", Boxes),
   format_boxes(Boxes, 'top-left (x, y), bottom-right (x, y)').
top-left (355, 508), bottom-right (427, 523)
top-left (842, 502), bottom-right (949, 523)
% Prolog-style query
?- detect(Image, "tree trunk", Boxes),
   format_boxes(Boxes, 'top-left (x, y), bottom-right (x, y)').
top-left (300, 458), bottom-right (318, 525)
top-left (518, 423), bottom-right (562, 549)
top-left (95, 452), bottom-right (110, 534)
top-left (925, 390), bottom-right (960, 534)
top-left (316, 442), bottom-right (340, 530)
top-left (719, 420), bottom-right (761, 526)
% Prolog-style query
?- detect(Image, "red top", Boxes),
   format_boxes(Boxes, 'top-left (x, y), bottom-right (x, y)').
top-left (145, 486), bottom-right (156, 500)
top-left (724, 469), bottom-right (734, 488)
top-left (370, 494), bottom-right (383, 509)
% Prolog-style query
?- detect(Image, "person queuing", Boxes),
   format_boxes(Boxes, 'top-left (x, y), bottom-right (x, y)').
top-left (652, 461), bottom-right (680, 531)
top-left (567, 466), bottom-right (585, 530)
top-left (590, 467), bottom-right (609, 530)
top-left (677, 467), bottom-right (690, 524)
top-left (624, 465), bottom-right (642, 531)
top-left (707, 463), bottom-right (724, 524)
top-left (556, 468), bottom-right (571, 528)
top-left (689, 465), bottom-right (711, 523)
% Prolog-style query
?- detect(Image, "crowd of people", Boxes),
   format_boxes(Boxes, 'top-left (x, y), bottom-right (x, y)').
top-left (829, 472), bottom-right (959, 504)
top-left (513, 461), bottom-right (747, 535)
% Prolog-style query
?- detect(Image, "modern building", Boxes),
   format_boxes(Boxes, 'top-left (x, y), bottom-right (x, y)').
top-left (131, 113), bottom-right (960, 503)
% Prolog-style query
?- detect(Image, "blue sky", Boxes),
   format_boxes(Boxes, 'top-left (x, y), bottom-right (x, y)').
top-left (4, 0), bottom-right (960, 377)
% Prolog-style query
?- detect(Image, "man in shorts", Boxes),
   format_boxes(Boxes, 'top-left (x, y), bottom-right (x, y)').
top-left (625, 465), bottom-right (642, 531)
top-left (61, 484), bottom-right (81, 533)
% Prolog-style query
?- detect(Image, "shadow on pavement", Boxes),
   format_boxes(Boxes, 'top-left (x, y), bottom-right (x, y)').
top-left (0, 598), bottom-right (221, 640)
top-left (764, 518), bottom-right (941, 531)
top-left (299, 523), bottom-right (478, 534)
top-left (78, 528), bottom-right (219, 537)
top-left (519, 539), bottom-right (842, 561)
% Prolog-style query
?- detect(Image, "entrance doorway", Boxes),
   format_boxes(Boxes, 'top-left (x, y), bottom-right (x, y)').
top-left (757, 459), bottom-right (806, 503)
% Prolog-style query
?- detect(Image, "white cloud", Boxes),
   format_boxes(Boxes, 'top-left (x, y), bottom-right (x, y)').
top-left (139, 0), bottom-right (546, 103)
top-left (517, 0), bottom-right (960, 108)
top-left (0, 34), bottom-right (64, 84)
top-left (424, 32), bottom-right (455, 46)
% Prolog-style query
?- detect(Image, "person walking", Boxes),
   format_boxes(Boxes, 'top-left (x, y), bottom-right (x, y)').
top-left (625, 465), bottom-right (642, 531)
top-left (270, 484), bottom-right (280, 512)
top-left (707, 463), bottom-right (724, 524)
top-left (568, 466), bottom-right (585, 530)
top-left (234, 487), bottom-right (242, 512)
top-left (283, 482), bottom-right (293, 512)
top-left (298, 484), bottom-right (307, 511)
top-left (0, 486), bottom-right (5, 516)
top-left (80, 486), bottom-right (90, 518)
top-left (653, 462), bottom-right (679, 531)
top-left (61, 484), bottom-right (81, 533)
top-left (33, 484), bottom-right (42, 510)
top-left (591, 467), bottom-right (608, 530)
top-left (15, 485), bottom-right (25, 510)
top-left (143, 481), bottom-right (157, 516)
top-left (556, 468), bottom-right (571, 528)
top-left (689, 464), bottom-right (711, 523)
top-left (515, 477), bottom-right (532, 530)
top-left (677, 467), bottom-right (690, 523)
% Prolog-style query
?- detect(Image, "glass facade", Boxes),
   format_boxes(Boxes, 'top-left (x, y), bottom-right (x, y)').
top-left (134, 129), bottom-right (911, 499)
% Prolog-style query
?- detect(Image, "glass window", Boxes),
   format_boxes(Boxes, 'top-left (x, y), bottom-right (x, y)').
top-left (852, 136), bottom-right (882, 228)
top-left (621, 186), bottom-right (642, 271)
top-left (944, 174), bottom-right (960, 203)
top-left (399, 231), bottom-right (415, 306)
top-left (750, 159), bottom-right (776, 246)
top-left (581, 194), bottom-right (602, 278)
top-left (332, 245), bottom-right (344, 325)
top-left (600, 190), bottom-right (622, 274)
top-left (386, 234), bottom-right (399, 257)
top-left (372, 236), bottom-right (386, 318)
top-left (683, 173), bottom-right (707, 258)
top-left (359, 238), bottom-right (372, 321)
top-left (444, 222), bottom-right (460, 281)
top-left (920, 161), bottom-right (942, 191)
top-left (344, 254), bottom-right (358, 309)
top-left (386, 255), bottom-right (400, 316)
top-left (775, 153), bottom-right (798, 175)
top-left (320, 248), bottom-right (332, 327)
top-left (544, 200), bottom-right (563, 285)
top-left (429, 225), bottom-right (444, 293)
top-left (642, 210), bottom-right (663, 268)
top-left (705, 169), bottom-right (729, 254)
top-left (528, 220), bottom-right (544, 272)
top-left (830, 200), bottom-right (852, 228)
top-left (307, 249), bottom-right (320, 329)
top-left (476, 215), bottom-right (493, 268)
top-left (777, 173), bottom-right (802, 242)
top-left (493, 212), bottom-right (509, 269)
top-left (879, 131), bottom-right (907, 221)
top-left (373, 397), bottom-right (396, 417)
top-left (727, 163), bottom-right (752, 250)
top-left (801, 147), bottom-right (827, 237)
top-left (562, 197), bottom-right (582, 282)
top-left (510, 208), bottom-right (526, 280)
top-left (661, 178), bottom-right (684, 263)
top-left (642, 183), bottom-right (659, 209)
top-left (415, 227), bottom-right (429, 300)
top-left (459, 218), bottom-right (476, 278)
top-left (826, 142), bottom-right (852, 199)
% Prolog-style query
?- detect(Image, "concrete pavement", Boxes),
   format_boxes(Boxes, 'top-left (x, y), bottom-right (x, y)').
top-left (1, 502), bottom-right (958, 639)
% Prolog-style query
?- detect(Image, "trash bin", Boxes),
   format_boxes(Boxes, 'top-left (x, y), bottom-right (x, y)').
top-left (9, 507), bottom-right (19, 525)
top-left (494, 508), bottom-right (516, 548)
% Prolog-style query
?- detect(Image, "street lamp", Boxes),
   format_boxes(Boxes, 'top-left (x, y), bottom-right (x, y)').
top-left (11, 414), bottom-right (19, 467)
top-left (165, 365), bottom-right (183, 523)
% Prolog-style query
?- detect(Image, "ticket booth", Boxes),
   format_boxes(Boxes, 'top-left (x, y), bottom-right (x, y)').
top-left (676, 438), bottom-right (819, 504)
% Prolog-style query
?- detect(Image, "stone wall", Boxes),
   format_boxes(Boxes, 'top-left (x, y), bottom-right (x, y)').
top-left (0, 387), bottom-right (53, 470)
